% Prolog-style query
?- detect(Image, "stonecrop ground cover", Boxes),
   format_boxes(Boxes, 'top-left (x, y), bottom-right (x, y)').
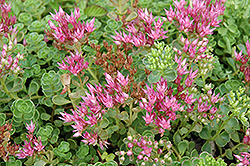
top-left (1, 0), bottom-right (250, 165)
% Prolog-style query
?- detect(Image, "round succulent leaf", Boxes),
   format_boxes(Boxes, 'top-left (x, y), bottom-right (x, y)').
top-left (125, 11), bottom-right (138, 21)
top-left (148, 70), bottom-right (161, 83)
top-left (105, 161), bottom-right (118, 166)
top-left (178, 140), bottom-right (188, 156)
top-left (100, 117), bottom-right (110, 128)
top-left (34, 160), bottom-right (47, 166)
top-left (28, 20), bottom-right (45, 32)
top-left (215, 132), bottom-right (230, 147)
top-left (23, 111), bottom-right (35, 120)
top-left (52, 95), bottom-right (71, 105)
top-left (58, 141), bottom-right (70, 153)
top-left (77, 144), bottom-right (89, 159)
top-left (201, 141), bottom-right (212, 154)
top-left (181, 160), bottom-right (192, 166)
top-left (230, 131), bottom-right (240, 143)
top-left (225, 149), bottom-right (233, 160)
top-left (142, 130), bottom-right (154, 137)
top-left (199, 127), bottom-right (211, 140)
top-left (28, 81), bottom-right (40, 96)
top-left (41, 113), bottom-right (51, 121)
top-left (18, 13), bottom-right (33, 25)
top-left (173, 131), bottom-right (181, 144)
top-left (191, 149), bottom-right (199, 158)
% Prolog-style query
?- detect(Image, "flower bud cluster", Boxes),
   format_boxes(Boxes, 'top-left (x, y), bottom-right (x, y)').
top-left (116, 134), bottom-right (172, 165)
top-left (193, 88), bottom-right (223, 125)
top-left (146, 42), bottom-right (175, 70)
top-left (228, 87), bottom-right (250, 125)
top-left (111, 8), bottom-right (168, 48)
top-left (60, 71), bottom-right (129, 149)
top-left (0, 122), bottom-right (19, 162)
top-left (45, 6), bottom-right (96, 51)
top-left (234, 40), bottom-right (250, 82)
top-left (16, 121), bottom-right (45, 159)
top-left (165, 0), bottom-right (225, 37)
top-left (0, 42), bottom-right (24, 77)
top-left (139, 77), bottom-right (183, 135)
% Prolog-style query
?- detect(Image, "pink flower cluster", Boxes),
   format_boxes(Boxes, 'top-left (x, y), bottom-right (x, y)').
top-left (139, 77), bottom-right (183, 135)
top-left (234, 152), bottom-right (250, 166)
top-left (0, 0), bottom-right (16, 35)
top-left (0, 43), bottom-right (24, 77)
top-left (234, 40), bottom-right (250, 82)
top-left (16, 121), bottom-right (45, 159)
top-left (165, 0), bottom-right (225, 37)
top-left (175, 36), bottom-right (210, 60)
top-left (118, 135), bottom-right (172, 165)
top-left (45, 6), bottom-right (95, 49)
top-left (111, 8), bottom-right (168, 47)
top-left (57, 51), bottom-right (88, 76)
top-left (60, 71), bottom-right (129, 149)
top-left (173, 54), bottom-right (223, 121)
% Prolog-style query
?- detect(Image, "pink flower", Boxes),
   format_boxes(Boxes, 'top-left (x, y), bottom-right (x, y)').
top-left (33, 140), bottom-right (45, 152)
top-left (234, 152), bottom-right (250, 166)
top-left (142, 112), bottom-right (155, 125)
top-left (141, 146), bottom-right (152, 157)
top-left (58, 51), bottom-right (89, 76)
top-left (26, 120), bottom-right (35, 133)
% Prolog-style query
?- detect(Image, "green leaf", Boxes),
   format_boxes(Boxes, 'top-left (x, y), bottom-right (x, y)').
top-left (84, 5), bottom-right (108, 17)
top-left (191, 149), bottom-right (199, 158)
top-left (142, 130), bottom-right (154, 137)
top-left (230, 131), bottom-right (240, 143)
top-left (173, 132), bottom-right (181, 144)
top-left (52, 95), bottom-right (71, 105)
top-left (148, 71), bottom-right (161, 83)
top-left (193, 123), bottom-right (202, 133)
top-left (100, 117), bottom-right (110, 128)
top-left (225, 149), bottom-right (233, 160)
top-left (34, 160), bottom-right (47, 166)
top-left (218, 27), bottom-right (228, 36)
top-left (41, 113), bottom-right (51, 121)
top-left (28, 81), bottom-right (39, 95)
top-left (77, 144), bottom-right (89, 159)
top-left (58, 141), bottom-right (70, 153)
top-left (201, 141), bottom-right (211, 154)
top-left (101, 151), bottom-right (108, 160)
top-left (162, 70), bottom-right (177, 82)
top-left (179, 127), bottom-right (188, 135)
top-left (199, 127), bottom-right (211, 140)
top-left (181, 160), bottom-right (192, 166)
top-left (125, 12), bottom-right (137, 21)
top-left (178, 140), bottom-right (188, 156)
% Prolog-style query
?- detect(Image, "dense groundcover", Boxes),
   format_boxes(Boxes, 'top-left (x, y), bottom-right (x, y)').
top-left (1, 0), bottom-right (250, 165)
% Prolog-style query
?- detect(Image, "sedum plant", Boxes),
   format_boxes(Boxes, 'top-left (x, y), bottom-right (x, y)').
top-left (1, 0), bottom-right (250, 165)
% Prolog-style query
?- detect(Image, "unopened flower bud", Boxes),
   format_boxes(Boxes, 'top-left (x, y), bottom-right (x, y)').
top-left (127, 136), bottom-right (132, 141)
top-left (120, 151), bottom-right (125, 155)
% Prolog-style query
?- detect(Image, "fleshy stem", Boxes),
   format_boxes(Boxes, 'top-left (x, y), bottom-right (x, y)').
top-left (77, 73), bottom-right (83, 87)
top-left (87, 67), bottom-right (99, 83)
top-left (209, 113), bottom-right (235, 141)
top-left (67, 86), bottom-right (77, 110)
top-left (0, 76), bottom-right (20, 100)
top-left (51, 104), bottom-right (56, 123)
top-left (127, 99), bottom-right (134, 127)
top-left (181, 121), bottom-right (197, 140)
top-left (171, 145), bottom-right (181, 161)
